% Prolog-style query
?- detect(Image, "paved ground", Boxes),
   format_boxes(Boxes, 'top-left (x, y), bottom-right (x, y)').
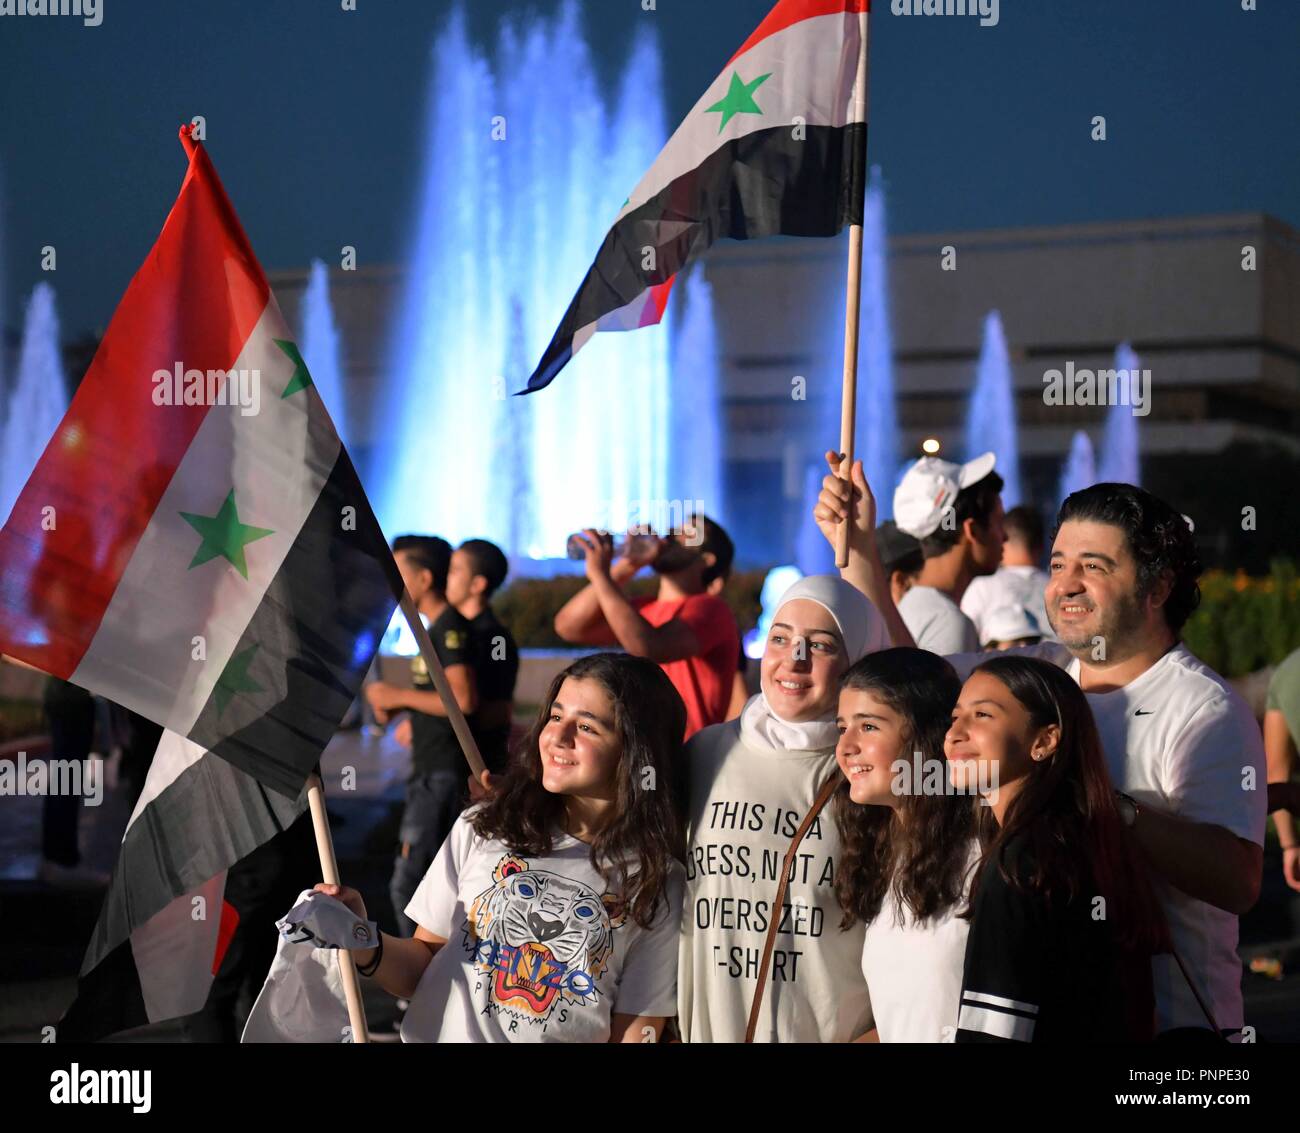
top-left (0, 728), bottom-right (411, 1042)
top-left (3, 727), bottom-right (1299, 1043)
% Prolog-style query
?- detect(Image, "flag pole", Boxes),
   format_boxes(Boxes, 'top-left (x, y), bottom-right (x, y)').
top-left (398, 590), bottom-right (488, 780)
top-left (306, 772), bottom-right (371, 1043)
top-left (835, 6), bottom-right (871, 570)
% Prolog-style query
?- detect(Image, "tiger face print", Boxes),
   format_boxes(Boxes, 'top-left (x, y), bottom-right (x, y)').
top-left (466, 855), bottom-right (625, 1021)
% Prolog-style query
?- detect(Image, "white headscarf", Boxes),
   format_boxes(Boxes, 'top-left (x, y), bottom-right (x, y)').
top-left (740, 575), bottom-right (888, 752)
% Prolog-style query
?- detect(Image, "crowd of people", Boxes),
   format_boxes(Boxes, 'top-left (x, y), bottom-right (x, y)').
top-left (310, 452), bottom-right (1295, 1044)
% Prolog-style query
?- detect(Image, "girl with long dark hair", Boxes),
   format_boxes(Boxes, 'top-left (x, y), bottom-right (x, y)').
top-left (318, 652), bottom-right (687, 1042)
top-left (945, 655), bottom-right (1165, 1042)
top-left (833, 648), bottom-right (977, 1042)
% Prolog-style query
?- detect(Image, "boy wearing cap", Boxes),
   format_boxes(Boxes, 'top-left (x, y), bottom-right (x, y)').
top-left (891, 453), bottom-right (1006, 654)
top-left (980, 605), bottom-right (1044, 650)
top-left (960, 504), bottom-right (1052, 643)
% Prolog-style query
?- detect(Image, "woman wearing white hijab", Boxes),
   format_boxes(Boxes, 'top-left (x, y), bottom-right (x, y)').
top-left (676, 572), bottom-right (891, 1043)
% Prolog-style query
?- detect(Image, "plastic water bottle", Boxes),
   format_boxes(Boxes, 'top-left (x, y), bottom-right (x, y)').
top-left (566, 531), bottom-right (660, 561)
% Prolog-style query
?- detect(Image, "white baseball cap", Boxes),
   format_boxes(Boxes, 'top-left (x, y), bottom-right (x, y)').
top-left (893, 452), bottom-right (998, 539)
top-left (981, 605), bottom-right (1043, 647)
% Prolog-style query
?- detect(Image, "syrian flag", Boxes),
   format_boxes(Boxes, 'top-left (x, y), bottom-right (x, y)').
top-left (0, 126), bottom-right (401, 798)
top-left (58, 729), bottom-right (305, 1042)
top-left (524, 0), bottom-right (870, 392)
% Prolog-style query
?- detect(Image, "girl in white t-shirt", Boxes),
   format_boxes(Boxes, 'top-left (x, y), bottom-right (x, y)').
top-left (833, 647), bottom-right (978, 1043)
top-left (318, 652), bottom-right (687, 1043)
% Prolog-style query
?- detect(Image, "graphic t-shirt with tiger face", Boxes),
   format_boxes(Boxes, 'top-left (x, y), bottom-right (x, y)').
top-left (402, 812), bottom-right (684, 1042)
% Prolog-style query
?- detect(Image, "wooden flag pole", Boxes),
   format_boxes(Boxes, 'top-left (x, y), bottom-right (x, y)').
top-left (398, 590), bottom-right (488, 780)
top-left (835, 7), bottom-right (872, 570)
top-left (306, 772), bottom-right (370, 1043)
top-left (300, 587), bottom-right (487, 1046)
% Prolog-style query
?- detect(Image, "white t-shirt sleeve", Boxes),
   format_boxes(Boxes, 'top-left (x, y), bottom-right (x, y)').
top-left (611, 866), bottom-right (685, 1021)
top-left (404, 813), bottom-right (474, 937)
top-left (1163, 694), bottom-right (1268, 846)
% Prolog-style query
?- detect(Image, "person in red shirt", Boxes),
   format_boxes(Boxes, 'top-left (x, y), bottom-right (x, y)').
top-left (554, 515), bottom-right (739, 739)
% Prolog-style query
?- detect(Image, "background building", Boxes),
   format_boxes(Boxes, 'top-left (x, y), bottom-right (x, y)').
top-left (261, 210), bottom-right (1299, 569)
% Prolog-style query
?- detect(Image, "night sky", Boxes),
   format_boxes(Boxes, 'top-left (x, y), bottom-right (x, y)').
top-left (1, 0), bottom-right (1297, 340)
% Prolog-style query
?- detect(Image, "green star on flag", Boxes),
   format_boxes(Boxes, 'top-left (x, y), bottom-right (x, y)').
top-left (213, 644), bottom-right (263, 717)
top-left (180, 490), bottom-right (274, 578)
top-left (273, 338), bottom-right (313, 398)
top-left (705, 70), bottom-right (772, 134)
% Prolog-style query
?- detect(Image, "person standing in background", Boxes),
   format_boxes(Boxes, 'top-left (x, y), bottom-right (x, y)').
top-left (365, 535), bottom-right (478, 935)
top-left (961, 504), bottom-right (1052, 643)
top-left (445, 539), bottom-right (519, 775)
top-left (554, 515), bottom-right (740, 740)
top-left (1264, 647), bottom-right (1300, 892)
top-left (891, 454), bottom-right (1006, 654)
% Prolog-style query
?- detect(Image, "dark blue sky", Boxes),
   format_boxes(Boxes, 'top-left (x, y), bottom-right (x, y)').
top-left (1, 0), bottom-right (1297, 339)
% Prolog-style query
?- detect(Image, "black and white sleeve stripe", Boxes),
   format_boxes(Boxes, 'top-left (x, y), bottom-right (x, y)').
top-left (958, 990), bottom-right (1038, 1042)
top-left (955, 843), bottom-right (1048, 1044)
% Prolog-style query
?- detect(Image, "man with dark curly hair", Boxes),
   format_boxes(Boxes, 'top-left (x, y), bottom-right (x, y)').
top-left (1044, 482), bottom-right (1266, 1042)
top-left (819, 471), bottom-right (1268, 1042)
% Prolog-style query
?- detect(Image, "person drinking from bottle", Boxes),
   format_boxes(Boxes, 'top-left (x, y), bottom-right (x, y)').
top-left (554, 515), bottom-right (740, 740)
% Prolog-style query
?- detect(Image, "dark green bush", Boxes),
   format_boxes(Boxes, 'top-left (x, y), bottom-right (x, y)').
top-left (1182, 559), bottom-right (1300, 678)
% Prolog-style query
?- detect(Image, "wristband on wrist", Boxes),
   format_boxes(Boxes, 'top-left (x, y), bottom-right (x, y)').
top-left (356, 931), bottom-right (384, 977)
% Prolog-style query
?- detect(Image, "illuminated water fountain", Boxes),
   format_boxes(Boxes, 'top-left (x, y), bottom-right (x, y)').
top-left (0, 283), bottom-right (67, 525)
top-left (376, 3), bottom-right (721, 562)
top-left (966, 310), bottom-right (1021, 506)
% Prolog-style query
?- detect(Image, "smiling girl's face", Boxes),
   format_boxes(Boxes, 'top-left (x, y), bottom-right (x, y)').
top-left (944, 670), bottom-right (1057, 813)
top-left (760, 598), bottom-right (848, 722)
top-left (539, 677), bottom-right (622, 799)
top-left (835, 687), bottom-right (910, 807)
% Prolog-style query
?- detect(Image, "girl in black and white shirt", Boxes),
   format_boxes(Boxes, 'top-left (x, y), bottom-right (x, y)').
top-left (833, 647), bottom-right (978, 1042)
top-left (945, 656), bottom-right (1164, 1042)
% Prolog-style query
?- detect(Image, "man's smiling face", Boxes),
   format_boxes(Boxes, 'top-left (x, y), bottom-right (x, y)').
top-left (1046, 519), bottom-right (1153, 661)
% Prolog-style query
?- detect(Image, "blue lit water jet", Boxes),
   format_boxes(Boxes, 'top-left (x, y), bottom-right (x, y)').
top-left (0, 283), bottom-right (67, 525)
top-left (377, 4), bottom-right (674, 559)
top-left (1058, 429), bottom-right (1096, 505)
top-left (299, 259), bottom-right (348, 447)
top-left (794, 463), bottom-right (834, 576)
top-left (856, 168), bottom-right (898, 518)
top-left (668, 265), bottom-right (723, 525)
top-left (966, 310), bottom-right (1020, 506)
top-left (1098, 342), bottom-right (1141, 486)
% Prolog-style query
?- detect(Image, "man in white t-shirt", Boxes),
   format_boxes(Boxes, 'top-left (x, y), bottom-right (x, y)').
top-left (825, 467), bottom-right (1267, 1039)
top-left (960, 504), bottom-right (1052, 642)
top-left (891, 453), bottom-right (1006, 654)
top-left (1044, 483), bottom-right (1266, 1039)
